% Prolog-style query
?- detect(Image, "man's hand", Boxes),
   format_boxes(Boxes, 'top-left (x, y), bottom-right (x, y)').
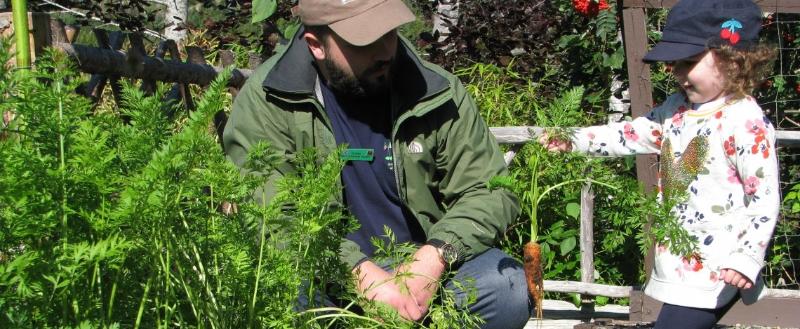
top-left (719, 268), bottom-right (753, 289)
top-left (352, 245), bottom-right (447, 322)
top-left (538, 133), bottom-right (572, 152)
top-left (393, 244), bottom-right (447, 318)
top-left (353, 260), bottom-right (426, 321)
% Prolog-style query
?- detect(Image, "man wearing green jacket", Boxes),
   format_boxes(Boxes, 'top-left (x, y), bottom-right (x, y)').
top-left (223, 0), bottom-right (530, 327)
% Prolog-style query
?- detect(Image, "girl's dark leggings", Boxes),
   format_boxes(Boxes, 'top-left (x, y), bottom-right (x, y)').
top-left (653, 294), bottom-right (740, 329)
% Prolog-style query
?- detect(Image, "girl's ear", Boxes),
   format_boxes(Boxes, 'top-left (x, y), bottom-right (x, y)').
top-left (304, 32), bottom-right (326, 61)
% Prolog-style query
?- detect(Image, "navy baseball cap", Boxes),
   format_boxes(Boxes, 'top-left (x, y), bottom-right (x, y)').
top-left (643, 0), bottom-right (762, 62)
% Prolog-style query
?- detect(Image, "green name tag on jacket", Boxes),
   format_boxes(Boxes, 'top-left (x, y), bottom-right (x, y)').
top-left (341, 148), bottom-right (374, 162)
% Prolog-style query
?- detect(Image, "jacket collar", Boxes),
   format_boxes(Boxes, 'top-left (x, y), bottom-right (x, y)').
top-left (262, 28), bottom-right (449, 106)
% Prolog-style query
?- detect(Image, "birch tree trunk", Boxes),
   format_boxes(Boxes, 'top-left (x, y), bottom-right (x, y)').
top-left (164, 0), bottom-right (188, 44)
top-left (432, 0), bottom-right (459, 50)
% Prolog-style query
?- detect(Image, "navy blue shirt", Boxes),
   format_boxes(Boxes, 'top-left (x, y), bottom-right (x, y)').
top-left (320, 82), bottom-right (425, 258)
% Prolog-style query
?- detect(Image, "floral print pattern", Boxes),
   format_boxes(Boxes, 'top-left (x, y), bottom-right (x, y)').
top-left (743, 176), bottom-right (760, 195)
top-left (572, 94), bottom-right (780, 308)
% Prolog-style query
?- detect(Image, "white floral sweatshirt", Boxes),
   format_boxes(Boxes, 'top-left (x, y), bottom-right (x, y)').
top-left (571, 93), bottom-right (780, 309)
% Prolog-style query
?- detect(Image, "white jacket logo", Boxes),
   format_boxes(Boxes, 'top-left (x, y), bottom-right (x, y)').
top-left (407, 141), bottom-right (423, 154)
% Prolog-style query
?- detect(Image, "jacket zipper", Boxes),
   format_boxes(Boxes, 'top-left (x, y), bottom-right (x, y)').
top-left (389, 90), bottom-right (452, 204)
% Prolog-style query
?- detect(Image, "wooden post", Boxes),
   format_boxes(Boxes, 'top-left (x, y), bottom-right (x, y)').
top-left (0, 11), bottom-right (52, 64)
top-left (621, 7), bottom-right (659, 294)
top-left (48, 18), bottom-right (67, 44)
top-left (64, 24), bottom-right (78, 43)
top-left (82, 29), bottom-right (125, 105)
top-left (579, 179), bottom-right (595, 314)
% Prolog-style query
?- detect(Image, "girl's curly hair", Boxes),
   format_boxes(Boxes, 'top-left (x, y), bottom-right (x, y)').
top-left (711, 44), bottom-right (777, 100)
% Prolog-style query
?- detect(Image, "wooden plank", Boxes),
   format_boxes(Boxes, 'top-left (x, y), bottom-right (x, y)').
top-left (628, 287), bottom-right (646, 321)
top-left (756, 0), bottom-right (800, 13)
top-left (489, 126), bottom-right (543, 144)
top-left (623, 0), bottom-right (800, 13)
top-left (623, 6), bottom-right (659, 281)
top-left (631, 290), bottom-right (800, 326)
top-left (543, 280), bottom-right (633, 298)
top-left (524, 300), bottom-right (629, 329)
top-left (622, 7), bottom-right (658, 193)
top-left (580, 180), bottom-right (595, 313)
top-left (777, 130), bottom-right (800, 145)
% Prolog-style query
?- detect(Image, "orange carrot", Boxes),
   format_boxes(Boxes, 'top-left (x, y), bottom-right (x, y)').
top-left (523, 241), bottom-right (544, 319)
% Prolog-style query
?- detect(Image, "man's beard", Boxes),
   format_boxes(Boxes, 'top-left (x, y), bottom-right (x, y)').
top-left (322, 57), bottom-right (393, 99)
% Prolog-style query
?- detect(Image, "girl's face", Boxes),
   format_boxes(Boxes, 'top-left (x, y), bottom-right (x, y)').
top-left (671, 51), bottom-right (726, 104)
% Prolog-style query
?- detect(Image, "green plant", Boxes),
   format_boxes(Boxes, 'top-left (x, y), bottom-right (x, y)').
top-left (457, 62), bottom-right (649, 287)
top-left (0, 37), bottom-right (492, 328)
top-left (0, 43), bottom-right (322, 328)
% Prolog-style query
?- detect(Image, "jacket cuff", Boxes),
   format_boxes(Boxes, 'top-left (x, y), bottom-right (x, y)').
top-left (722, 252), bottom-right (764, 283)
top-left (339, 239), bottom-right (368, 270)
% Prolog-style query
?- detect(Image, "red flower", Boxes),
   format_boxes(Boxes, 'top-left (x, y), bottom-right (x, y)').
top-left (573, 0), bottom-right (610, 17)
top-left (671, 106), bottom-right (688, 127)
top-left (746, 119), bottom-right (771, 158)
top-left (682, 254), bottom-right (704, 272)
top-left (652, 129), bottom-right (663, 148)
top-left (723, 135), bottom-right (736, 156)
top-left (743, 176), bottom-right (760, 195)
top-left (623, 123), bottom-right (639, 141)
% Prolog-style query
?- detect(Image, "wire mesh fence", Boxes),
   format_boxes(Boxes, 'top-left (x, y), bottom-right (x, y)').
top-left (759, 11), bottom-right (800, 291)
top-left (770, 147), bottom-right (800, 290)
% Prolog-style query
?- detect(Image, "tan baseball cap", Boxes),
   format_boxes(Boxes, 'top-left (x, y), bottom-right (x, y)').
top-left (298, 0), bottom-right (415, 46)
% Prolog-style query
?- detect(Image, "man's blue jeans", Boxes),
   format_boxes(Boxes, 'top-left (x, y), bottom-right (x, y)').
top-left (444, 247), bottom-right (532, 329)
top-left (298, 247), bottom-right (532, 329)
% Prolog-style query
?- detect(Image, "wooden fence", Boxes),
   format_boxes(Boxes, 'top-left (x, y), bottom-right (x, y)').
top-left (7, 9), bottom-right (800, 326)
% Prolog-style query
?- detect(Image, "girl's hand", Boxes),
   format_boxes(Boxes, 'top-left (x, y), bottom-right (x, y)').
top-left (719, 268), bottom-right (753, 289)
top-left (538, 133), bottom-right (572, 152)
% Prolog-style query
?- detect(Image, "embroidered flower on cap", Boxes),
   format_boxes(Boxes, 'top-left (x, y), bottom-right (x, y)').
top-left (720, 19), bottom-right (743, 45)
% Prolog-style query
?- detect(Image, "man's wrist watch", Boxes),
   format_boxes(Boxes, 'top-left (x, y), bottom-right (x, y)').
top-left (426, 239), bottom-right (460, 267)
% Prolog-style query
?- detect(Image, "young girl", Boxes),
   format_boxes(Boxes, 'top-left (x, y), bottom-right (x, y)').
top-left (543, 0), bottom-right (778, 327)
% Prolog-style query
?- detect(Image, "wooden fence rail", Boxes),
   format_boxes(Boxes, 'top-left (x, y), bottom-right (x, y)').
top-left (55, 42), bottom-right (253, 89)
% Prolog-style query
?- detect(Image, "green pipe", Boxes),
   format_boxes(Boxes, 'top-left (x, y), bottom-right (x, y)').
top-left (11, 0), bottom-right (31, 69)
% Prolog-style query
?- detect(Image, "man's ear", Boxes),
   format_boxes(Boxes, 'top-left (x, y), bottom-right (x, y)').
top-left (304, 32), bottom-right (326, 61)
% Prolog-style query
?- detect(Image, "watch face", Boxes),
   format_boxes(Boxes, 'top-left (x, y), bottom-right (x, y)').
top-left (441, 244), bottom-right (459, 264)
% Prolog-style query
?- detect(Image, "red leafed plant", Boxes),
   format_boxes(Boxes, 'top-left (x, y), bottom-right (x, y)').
top-left (573, 0), bottom-right (610, 17)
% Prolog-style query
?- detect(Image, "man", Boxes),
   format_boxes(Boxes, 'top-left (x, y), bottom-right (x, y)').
top-left (223, 0), bottom-right (531, 327)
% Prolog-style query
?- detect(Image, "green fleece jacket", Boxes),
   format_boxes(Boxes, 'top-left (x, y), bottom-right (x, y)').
top-left (222, 30), bottom-right (520, 269)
